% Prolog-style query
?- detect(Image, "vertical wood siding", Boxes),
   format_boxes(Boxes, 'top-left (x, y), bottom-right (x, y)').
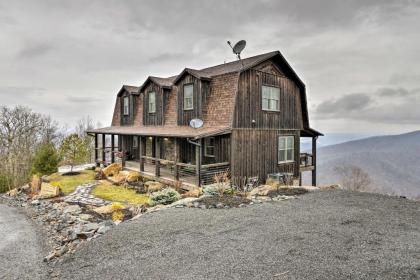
top-left (142, 82), bottom-right (165, 125)
top-left (120, 92), bottom-right (136, 125)
top-left (176, 74), bottom-right (209, 125)
top-left (233, 69), bottom-right (303, 129)
top-left (230, 129), bottom-right (300, 183)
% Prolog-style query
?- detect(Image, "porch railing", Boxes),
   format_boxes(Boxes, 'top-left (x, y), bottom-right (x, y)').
top-left (125, 156), bottom-right (229, 186)
top-left (300, 153), bottom-right (313, 168)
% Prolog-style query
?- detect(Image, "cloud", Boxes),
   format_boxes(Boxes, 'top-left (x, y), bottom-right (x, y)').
top-left (0, 0), bottom-right (420, 133)
top-left (16, 42), bottom-right (54, 59)
top-left (149, 52), bottom-right (190, 63)
top-left (316, 93), bottom-right (372, 114)
top-left (315, 87), bottom-right (420, 124)
top-left (67, 96), bottom-right (103, 103)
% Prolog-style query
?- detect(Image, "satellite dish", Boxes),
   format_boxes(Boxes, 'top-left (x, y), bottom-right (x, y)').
top-left (227, 40), bottom-right (246, 66)
top-left (232, 40), bottom-right (246, 55)
top-left (189, 118), bottom-right (203, 129)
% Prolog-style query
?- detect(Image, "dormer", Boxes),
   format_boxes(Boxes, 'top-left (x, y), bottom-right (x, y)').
top-left (173, 68), bottom-right (210, 126)
top-left (117, 85), bottom-right (139, 126)
top-left (139, 76), bottom-right (173, 126)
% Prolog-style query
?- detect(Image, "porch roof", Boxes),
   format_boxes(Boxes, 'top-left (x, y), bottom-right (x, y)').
top-left (301, 127), bottom-right (324, 137)
top-left (87, 125), bottom-right (231, 139)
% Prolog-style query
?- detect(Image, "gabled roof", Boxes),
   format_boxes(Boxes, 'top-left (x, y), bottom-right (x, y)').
top-left (139, 76), bottom-right (176, 92)
top-left (117, 85), bottom-right (140, 96)
top-left (173, 68), bottom-right (211, 84)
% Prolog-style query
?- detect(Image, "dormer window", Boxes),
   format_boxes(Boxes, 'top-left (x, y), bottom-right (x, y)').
top-left (148, 91), bottom-right (156, 113)
top-left (262, 85), bottom-right (280, 111)
top-left (183, 84), bottom-right (193, 110)
top-left (123, 96), bottom-right (129, 115)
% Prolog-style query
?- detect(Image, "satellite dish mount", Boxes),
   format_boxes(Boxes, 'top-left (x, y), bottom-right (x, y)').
top-left (227, 40), bottom-right (246, 67)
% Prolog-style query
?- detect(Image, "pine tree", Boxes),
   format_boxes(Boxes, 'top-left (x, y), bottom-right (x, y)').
top-left (31, 142), bottom-right (60, 176)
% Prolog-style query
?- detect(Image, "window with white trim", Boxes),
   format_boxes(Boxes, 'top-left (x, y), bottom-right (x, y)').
top-left (204, 137), bottom-right (215, 157)
top-left (123, 96), bottom-right (129, 115)
top-left (262, 85), bottom-right (280, 111)
top-left (148, 91), bottom-right (156, 113)
top-left (133, 136), bottom-right (138, 148)
top-left (183, 84), bottom-right (193, 110)
top-left (278, 136), bottom-right (294, 163)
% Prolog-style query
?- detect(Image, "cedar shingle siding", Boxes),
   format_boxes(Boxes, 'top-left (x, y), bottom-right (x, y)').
top-left (92, 51), bottom-right (322, 185)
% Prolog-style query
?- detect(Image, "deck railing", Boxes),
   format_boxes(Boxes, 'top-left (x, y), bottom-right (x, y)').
top-left (300, 153), bottom-right (313, 168)
top-left (124, 156), bottom-right (229, 186)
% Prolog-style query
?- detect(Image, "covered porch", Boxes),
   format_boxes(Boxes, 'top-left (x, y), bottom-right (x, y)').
top-left (299, 127), bottom-right (323, 186)
top-left (88, 127), bottom-right (231, 187)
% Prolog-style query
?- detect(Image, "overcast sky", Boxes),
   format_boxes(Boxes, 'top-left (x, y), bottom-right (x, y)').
top-left (1, 0), bottom-right (419, 134)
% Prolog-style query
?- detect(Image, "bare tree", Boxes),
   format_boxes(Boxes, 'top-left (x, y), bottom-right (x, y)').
top-left (0, 106), bottom-right (58, 190)
top-left (74, 116), bottom-right (96, 163)
top-left (334, 164), bottom-right (371, 191)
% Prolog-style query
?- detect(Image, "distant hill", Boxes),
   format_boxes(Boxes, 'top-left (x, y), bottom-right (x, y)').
top-left (310, 131), bottom-right (420, 199)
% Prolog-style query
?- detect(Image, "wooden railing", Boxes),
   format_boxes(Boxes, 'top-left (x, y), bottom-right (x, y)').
top-left (126, 156), bottom-right (229, 186)
top-left (300, 153), bottom-right (313, 169)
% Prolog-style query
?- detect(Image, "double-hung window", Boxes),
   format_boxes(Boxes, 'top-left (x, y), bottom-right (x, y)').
top-left (278, 136), bottom-right (294, 163)
top-left (123, 96), bottom-right (129, 115)
top-left (148, 91), bottom-right (156, 113)
top-left (204, 137), bottom-right (215, 157)
top-left (262, 85), bottom-right (280, 111)
top-left (183, 84), bottom-right (193, 110)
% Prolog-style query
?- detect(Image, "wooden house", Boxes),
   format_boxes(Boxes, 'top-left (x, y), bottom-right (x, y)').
top-left (88, 51), bottom-right (322, 187)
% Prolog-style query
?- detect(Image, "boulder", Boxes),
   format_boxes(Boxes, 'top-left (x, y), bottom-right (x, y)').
top-left (30, 175), bottom-right (42, 194)
top-left (108, 172), bottom-right (127, 185)
top-left (145, 181), bottom-right (164, 193)
top-left (103, 163), bottom-right (122, 177)
top-left (63, 204), bottom-right (82, 214)
top-left (248, 185), bottom-right (277, 197)
top-left (93, 204), bottom-right (125, 214)
top-left (181, 188), bottom-right (201, 198)
top-left (94, 169), bottom-right (106, 180)
top-left (38, 183), bottom-right (60, 199)
top-left (126, 171), bottom-right (141, 182)
top-left (6, 188), bottom-right (19, 197)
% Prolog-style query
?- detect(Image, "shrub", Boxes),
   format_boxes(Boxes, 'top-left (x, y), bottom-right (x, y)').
top-left (31, 142), bottom-right (60, 176)
top-left (150, 187), bottom-right (181, 205)
top-left (203, 183), bottom-right (233, 196)
top-left (203, 185), bottom-right (219, 196)
top-left (111, 202), bottom-right (125, 210)
top-left (112, 210), bottom-right (124, 221)
top-left (0, 174), bottom-right (10, 193)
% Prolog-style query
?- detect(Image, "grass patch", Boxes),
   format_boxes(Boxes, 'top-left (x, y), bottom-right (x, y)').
top-left (48, 170), bottom-right (95, 194)
top-left (92, 181), bottom-right (150, 205)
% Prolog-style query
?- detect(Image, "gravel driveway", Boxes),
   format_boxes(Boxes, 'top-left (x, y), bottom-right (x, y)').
top-left (56, 190), bottom-right (420, 280)
top-left (0, 204), bottom-right (49, 280)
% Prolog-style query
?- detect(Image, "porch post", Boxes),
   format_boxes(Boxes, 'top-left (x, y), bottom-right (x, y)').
top-left (102, 134), bottom-right (106, 164)
top-left (140, 136), bottom-right (145, 172)
top-left (195, 139), bottom-right (202, 187)
top-left (111, 134), bottom-right (115, 163)
top-left (155, 137), bottom-right (161, 177)
top-left (94, 134), bottom-right (99, 167)
top-left (174, 138), bottom-right (179, 181)
top-left (121, 135), bottom-right (126, 168)
top-left (312, 136), bottom-right (317, 186)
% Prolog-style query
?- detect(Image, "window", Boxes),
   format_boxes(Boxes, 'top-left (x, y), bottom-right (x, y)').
top-left (262, 85), bottom-right (280, 111)
top-left (148, 91), bottom-right (156, 113)
top-left (133, 136), bottom-right (138, 148)
top-left (183, 84), bottom-right (193, 110)
top-left (123, 96), bottom-right (129, 115)
top-left (204, 137), bottom-right (215, 157)
top-left (278, 136), bottom-right (294, 163)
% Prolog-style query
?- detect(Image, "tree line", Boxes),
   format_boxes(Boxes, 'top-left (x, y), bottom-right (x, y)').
top-left (0, 105), bottom-right (99, 193)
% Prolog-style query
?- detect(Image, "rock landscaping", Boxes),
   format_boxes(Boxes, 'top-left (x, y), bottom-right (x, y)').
top-left (1, 164), bottom-right (332, 264)
top-left (64, 183), bottom-right (108, 206)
